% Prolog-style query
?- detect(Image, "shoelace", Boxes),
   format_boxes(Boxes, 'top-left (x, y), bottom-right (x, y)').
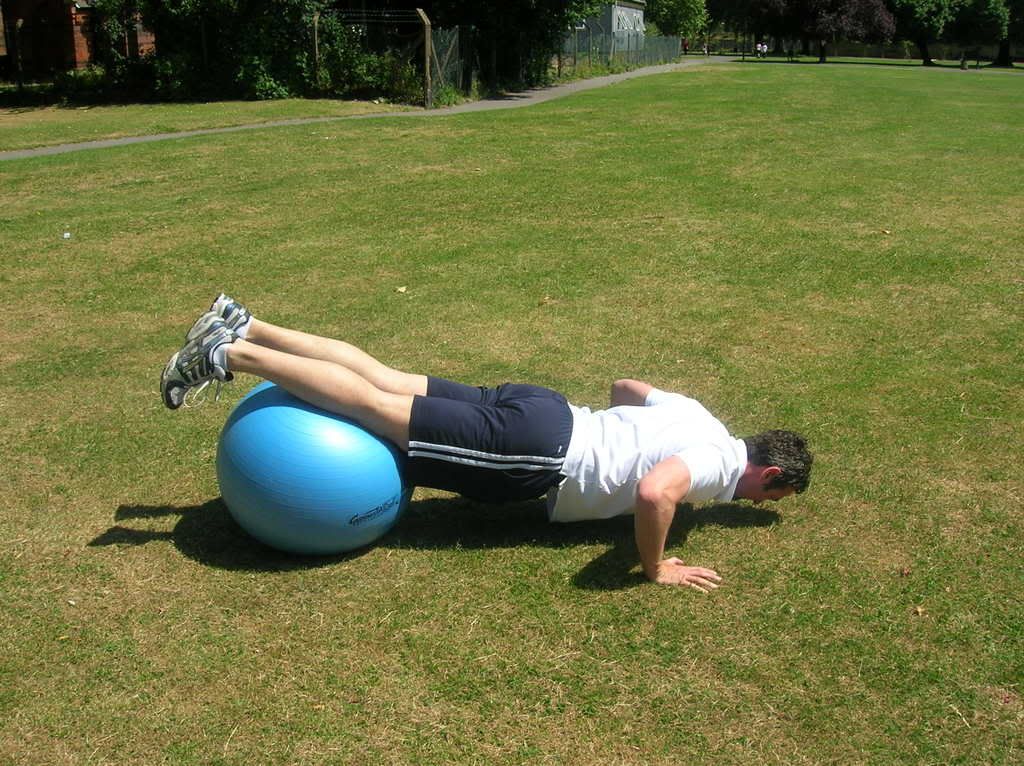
top-left (183, 378), bottom-right (230, 408)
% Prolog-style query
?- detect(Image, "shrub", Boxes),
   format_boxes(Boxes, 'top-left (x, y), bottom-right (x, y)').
top-left (375, 53), bottom-right (422, 103)
top-left (52, 65), bottom-right (110, 102)
top-left (236, 56), bottom-right (293, 100)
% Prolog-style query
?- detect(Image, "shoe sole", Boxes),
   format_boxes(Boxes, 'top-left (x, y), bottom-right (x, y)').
top-left (161, 351), bottom-right (186, 410)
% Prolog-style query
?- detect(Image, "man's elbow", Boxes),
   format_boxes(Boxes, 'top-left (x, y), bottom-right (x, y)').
top-left (636, 479), bottom-right (673, 511)
top-left (611, 379), bottom-right (650, 407)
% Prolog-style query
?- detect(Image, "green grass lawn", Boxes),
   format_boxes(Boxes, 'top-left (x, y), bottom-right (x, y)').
top-left (0, 97), bottom-right (410, 153)
top-left (1, 64), bottom-right (1021, 764)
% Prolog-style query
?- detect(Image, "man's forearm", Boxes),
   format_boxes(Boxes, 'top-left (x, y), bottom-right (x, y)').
top-left (634, 492), bottom-right (676, 580)
top-left (633, 460), bottom-right (721, 592)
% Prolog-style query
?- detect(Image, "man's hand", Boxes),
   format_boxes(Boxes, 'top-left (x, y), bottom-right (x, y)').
top-left (653, 558), bottom-right (722, 592)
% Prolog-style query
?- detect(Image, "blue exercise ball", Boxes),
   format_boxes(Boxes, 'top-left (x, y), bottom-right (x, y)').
top-left (216, 382), bottom-right (410, 555)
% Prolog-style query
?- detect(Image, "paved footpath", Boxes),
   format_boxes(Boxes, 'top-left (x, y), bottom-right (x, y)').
top-left (0, 57), bottom-right (729, 162)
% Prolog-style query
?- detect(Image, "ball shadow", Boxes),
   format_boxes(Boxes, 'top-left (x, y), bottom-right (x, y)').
top-left (88, 498), bottom-right (369, 572)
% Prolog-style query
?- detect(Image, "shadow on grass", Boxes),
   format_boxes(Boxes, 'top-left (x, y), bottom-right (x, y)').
top-left (728, 57), bottom-right (1012, 71)
top-left (88, 499), bottom-right (353, 573)
top-left (89, 497), bottom-right (779, 588)
top-left (0, 84), bottom-right (228, 110)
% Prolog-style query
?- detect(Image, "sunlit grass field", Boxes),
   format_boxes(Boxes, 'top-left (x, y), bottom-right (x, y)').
top-left (0, 97), bottom-right (410, 153)
top-left (1, 64), bottom-right (1021, 764)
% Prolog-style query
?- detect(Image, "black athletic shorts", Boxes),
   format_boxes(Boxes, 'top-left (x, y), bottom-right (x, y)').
top-left (406, 377), bottom-right (573, 503)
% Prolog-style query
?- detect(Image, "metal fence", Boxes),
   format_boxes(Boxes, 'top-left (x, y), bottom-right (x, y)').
top-left (430, 26), bottom-right (465, 99)
top-left (560, 27), bottom-right (682, 73)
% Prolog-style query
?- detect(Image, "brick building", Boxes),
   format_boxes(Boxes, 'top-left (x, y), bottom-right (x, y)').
top-left (1, 0), bottom-right (153, 76)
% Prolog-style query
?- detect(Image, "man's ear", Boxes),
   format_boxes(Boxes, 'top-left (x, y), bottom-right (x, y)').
top-left (761, 466), bottom-right (783, 482)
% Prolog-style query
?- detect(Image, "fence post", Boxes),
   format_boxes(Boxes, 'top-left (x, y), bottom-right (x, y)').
top-left (417, 8), bottom-right (432, 108)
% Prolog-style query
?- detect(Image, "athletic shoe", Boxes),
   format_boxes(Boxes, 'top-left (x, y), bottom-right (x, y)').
top-left (161, 321), bottom-right (237, 410)
top-left (186, 293), bottom-right (251, 341)
top-left (183, 310), bottom-right (224, 345)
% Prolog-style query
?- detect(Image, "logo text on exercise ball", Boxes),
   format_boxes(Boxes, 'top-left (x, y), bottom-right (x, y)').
top-left (349, 494), bottom-right (402, 526)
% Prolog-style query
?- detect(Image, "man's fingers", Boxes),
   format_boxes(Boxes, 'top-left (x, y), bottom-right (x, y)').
top-left (690, 577), bottom-right (720, 591)
top-left (678, 568), bottom-right (721, 583)
top-left (656, 562), bottom-right (724, 591)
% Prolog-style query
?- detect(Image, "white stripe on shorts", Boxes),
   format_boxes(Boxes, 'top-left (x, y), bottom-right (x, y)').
top-left (408, 440), bottom-right (564, 472)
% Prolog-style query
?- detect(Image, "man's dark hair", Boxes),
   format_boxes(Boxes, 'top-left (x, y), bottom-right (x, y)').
top-left (742, 430), bottom-right (813, 493)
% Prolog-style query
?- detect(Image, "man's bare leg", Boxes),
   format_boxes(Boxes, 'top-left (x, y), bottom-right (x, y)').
top-left (244, 319), bottom-right (428, 397)
top-left (226, 339), bottom-right (414, 449)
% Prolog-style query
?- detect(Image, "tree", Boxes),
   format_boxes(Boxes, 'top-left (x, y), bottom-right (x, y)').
top-left (749, 0), bottom-right (800, 47)
top-left (947, 0), bottom-right (1009, 60)
top-left (705, 0), bottom-right (748, 29)
top-left (646, 0), bottom-right (709, 38)
top-left (796, 0), bottom-right (896, 61)
top-left (707, 0), bottom-right (894, 57)
top-left (992, 0), bottom-right (1022, 64)
top-left (888, 0), bottom-right (965, 64)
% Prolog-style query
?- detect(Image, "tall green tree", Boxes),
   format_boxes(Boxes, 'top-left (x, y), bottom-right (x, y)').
top-left (646, 0), bottom-right (709, 38)
top-left (947, 0), bottom-right (1009, 57)
top-left (706, 0), bottom-right (758, 35)
top-left (992, 0), bottom-right (1022, 64)
top-left (888, 0), bottom-right (965, 63)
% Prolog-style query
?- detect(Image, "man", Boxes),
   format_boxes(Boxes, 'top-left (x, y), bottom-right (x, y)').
top-left (162, 294), bottom-right (813, 592)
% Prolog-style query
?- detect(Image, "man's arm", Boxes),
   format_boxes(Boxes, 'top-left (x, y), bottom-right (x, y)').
top-left (634, 456), bottom-right (722, 592)
top-left (610, 379), bottom-right (654, 407)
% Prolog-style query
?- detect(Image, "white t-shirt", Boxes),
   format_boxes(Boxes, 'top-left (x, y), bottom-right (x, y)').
top-left (548, 388), bottom-right (747, 522)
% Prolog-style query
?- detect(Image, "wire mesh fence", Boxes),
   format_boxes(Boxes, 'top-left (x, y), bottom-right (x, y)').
top-left (430, 26), bottom-right (464, 101)
top-left (560, 27), bottom-right (682, 73)
top-left (428, 26), bottom-right (686, 105)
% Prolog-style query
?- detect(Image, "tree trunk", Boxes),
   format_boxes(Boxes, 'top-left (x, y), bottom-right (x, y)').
top-left (992, 39), bottom-right (1012, 67)
top-left (493, 31), bottom-right (499, 85)
top-left (917, 38), bottom-right (934, 66)
top-left (200, 18), bottom-right (209, 72)
top-left (14, 18), bottom-right (23, 91)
